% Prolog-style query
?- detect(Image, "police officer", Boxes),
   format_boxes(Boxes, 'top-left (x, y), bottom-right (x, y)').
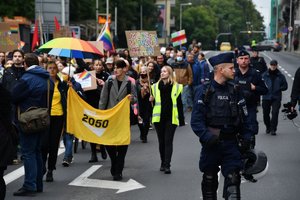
top-left (191, 52), bottom-right (251, 199)
top-left (234, 50), bottom-right (268, 148)
top-left (290, 67), bottom-right (300, 112)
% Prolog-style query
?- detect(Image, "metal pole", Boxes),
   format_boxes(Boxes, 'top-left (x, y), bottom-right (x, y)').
top-left (106, 0), bottom-right (109, 22)
top-left (140, 4), bottom-right (143, 30)
top-left (288, 0), bottom-right (293, 51)
top-left (275, 0), bottom-right (278, 40)
top-left (96, 0), bottom-right (99, 36)
top-left (180, 4), bottom-right (182, 30)
top-left (61, 0), bottom-right (65, 26)
top-left (115, 6), bottom-right (117, 36)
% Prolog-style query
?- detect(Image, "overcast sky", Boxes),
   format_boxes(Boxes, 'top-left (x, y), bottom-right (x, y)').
top-left (252, 0), bottom-right (271, 26)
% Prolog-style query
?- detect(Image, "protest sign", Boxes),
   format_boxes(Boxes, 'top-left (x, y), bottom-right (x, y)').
top-left (125, 31), bottom-right (160, 57)
top-left (73, 70), bottom-right (97, 91)
top-left (171, 30), bottom-right (187, 46)
top-left (0, 23), bottom-right (20, 52)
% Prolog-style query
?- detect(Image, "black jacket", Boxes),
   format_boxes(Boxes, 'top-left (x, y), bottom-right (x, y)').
top-left (291, 67), bottom-right (300, 107)
top-left (262, 69), bottom-right (288, 101)
top-left (0, 84), bottom-right (14, 168)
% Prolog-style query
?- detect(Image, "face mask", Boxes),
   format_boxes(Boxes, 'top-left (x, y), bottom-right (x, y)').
top-left (140, 74), bottom-right (147, 79)
top-left (170, 53), bottom-right (174, 58)
top-left (177, 56), bottom-right (183, 62)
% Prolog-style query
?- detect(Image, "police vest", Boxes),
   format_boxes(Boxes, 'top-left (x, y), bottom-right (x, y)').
top-left (151, 82), bottom-right (183, 125)
top-left (204, 82), bottom-right (240, 129)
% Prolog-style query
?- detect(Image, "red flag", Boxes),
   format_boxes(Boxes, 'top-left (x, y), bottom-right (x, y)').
top-left (54, 16), bottom-right (60, 31)
top-left (31, 20), bottom-right (39, 51)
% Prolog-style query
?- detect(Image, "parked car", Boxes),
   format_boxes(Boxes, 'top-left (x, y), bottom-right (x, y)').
top-left (253, 40), bottom-right (282, 52)
top-left (220, 42), bottom-right (231, 51)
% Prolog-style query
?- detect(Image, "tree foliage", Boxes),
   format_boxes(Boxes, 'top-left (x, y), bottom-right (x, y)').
top-left (0, 0), bottom-right (265, 49)
top-left (177, 0), bottom-right (265, 49)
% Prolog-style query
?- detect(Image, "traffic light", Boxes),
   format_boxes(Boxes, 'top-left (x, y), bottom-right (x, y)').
top-left (98, 14), bottom-right (111, 24)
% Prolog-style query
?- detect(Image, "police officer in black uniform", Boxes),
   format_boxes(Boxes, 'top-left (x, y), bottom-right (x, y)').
top-left (234, 50), bottom-right (268, 148)
top-left (191, 52), bottom-right (251, 199)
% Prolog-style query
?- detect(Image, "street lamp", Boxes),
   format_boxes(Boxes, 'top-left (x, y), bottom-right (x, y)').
top-left (180, 2), bottom-right (192, 30)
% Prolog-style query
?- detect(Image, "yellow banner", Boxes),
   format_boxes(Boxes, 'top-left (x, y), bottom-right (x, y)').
top-left (67, 88), bottom-right (131, 145)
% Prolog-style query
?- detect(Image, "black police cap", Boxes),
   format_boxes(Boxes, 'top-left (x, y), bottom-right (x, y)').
top-left (208, 52), bottom-right (234, 67)
top-left (237, 50), bottom-right (250, 57)
top-left (270, 60), bottom-right (278, 65)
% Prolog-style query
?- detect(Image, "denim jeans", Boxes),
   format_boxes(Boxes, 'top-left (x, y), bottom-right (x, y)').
top-left (63, 132), bottom-right (74, 161)
top-left (19, 131), bottom-right (43, 191)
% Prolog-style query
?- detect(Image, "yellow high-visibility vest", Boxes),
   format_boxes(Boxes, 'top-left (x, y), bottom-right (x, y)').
top-left (151, 82), bottom-right (183, 125)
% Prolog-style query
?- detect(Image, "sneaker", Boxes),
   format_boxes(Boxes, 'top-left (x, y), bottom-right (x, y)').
top-left (266, 128), bottom-right (271, 134)
top-left (62, 159), bottom-right (70, 167)
top-left (13, 188), bottom-right (36, 196)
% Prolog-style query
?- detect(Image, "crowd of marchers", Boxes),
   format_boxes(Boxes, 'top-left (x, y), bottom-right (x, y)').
top-left (0, 42), bottom-right (300, 199)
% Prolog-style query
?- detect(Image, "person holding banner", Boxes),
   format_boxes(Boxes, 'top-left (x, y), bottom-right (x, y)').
top-left (99, 59), bottom-right (137, 181)
top-left (42, 62), bottom-right (84, 182)
top-left (150, 66), bottom-right (183, 174)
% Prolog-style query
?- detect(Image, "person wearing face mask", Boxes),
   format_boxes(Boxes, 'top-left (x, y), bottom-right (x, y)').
top-left (166, 49), bottom-right (176, 66)
top-left (261, 60), bottom-right (287, 135)
top-left (171, 51), bottom-right (193, 116)
top-left (136, 66), bottom-right (153, 143)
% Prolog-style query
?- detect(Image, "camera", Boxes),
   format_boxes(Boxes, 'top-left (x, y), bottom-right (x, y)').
top-left (282, 102), bottom-right (298, 120)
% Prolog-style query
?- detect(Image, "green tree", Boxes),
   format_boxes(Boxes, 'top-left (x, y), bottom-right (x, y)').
top-left (183, 6), bottom-right (217, 50)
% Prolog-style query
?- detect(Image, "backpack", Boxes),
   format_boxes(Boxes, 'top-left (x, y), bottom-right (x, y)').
top-left (106, 78), bottom-right (138, 125)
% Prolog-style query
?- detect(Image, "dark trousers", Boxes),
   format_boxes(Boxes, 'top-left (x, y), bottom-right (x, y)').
top-left (42, 115), bottom-right (64, 171)
top-left (262, 99), bottom-right (281, 132)
top-left (0, 168), bottom-right (5, 200)
top-left (105, 145), bottom-right (128, 176)
top-left (154, 119), bottom-right (177, 168)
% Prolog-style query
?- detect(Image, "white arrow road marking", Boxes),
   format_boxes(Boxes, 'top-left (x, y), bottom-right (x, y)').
top-left (69, 165), bottom-right (145, 193)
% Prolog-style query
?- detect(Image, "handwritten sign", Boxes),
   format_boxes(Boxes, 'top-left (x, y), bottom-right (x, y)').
top-left (0, 23), bottom-right (20, 52)
top-left (125, 31), bottom-right (160, 57)
top-left (73, 70), bottom-right (97, 91)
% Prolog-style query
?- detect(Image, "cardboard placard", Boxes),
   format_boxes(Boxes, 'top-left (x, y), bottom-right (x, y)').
top-left (73, 70), bottom-right (97, 91)
top-left (125, 31), bottom-right (160, 57)
top-left (0, 23), bottom-right (20, 52)
top-left (88, 41), bottom-right (104, 55)
top-left (53, 26), bottom-right (71, 38)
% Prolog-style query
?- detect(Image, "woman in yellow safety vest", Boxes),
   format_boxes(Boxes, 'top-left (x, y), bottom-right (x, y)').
top-left (150, 65), bottom-right (183, 174)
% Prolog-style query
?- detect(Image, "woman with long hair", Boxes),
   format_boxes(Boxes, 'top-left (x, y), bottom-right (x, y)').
top-left (137, 66), bottom-right (153, 143)
top-left (150, 66), bottom-right (183, 174)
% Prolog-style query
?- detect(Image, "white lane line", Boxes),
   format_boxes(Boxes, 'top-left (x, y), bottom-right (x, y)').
top-left (261, 52), bottom-right (294, 80)
top-left (4, 144), bottom-right (65, 185)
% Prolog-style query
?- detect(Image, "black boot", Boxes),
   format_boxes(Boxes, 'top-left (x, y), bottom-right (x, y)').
top-left (223, 171), bottom-right (241, 200)
top-left (202, 172), bottom-right (218, 200)
top-left (89, 153), bottom-right (98, 163)
top-left (46, 170), bottom-right (53, 182)
top-left (100, 145), bottom-right (107, 160)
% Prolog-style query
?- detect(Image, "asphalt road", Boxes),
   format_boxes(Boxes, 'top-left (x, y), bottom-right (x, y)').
top-left (4, 51), bottom-right (300, 200)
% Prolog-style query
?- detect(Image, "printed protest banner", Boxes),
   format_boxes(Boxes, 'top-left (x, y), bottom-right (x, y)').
top-left (171, 30), bottom-right (187, 47)
top-left (125, 31), bottom-right (160, 57)
top-left (67, 88), bottom-right (131, 145)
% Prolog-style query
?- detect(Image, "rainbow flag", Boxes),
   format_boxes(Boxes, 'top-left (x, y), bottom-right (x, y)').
top-left (18, 41), bottom-right (25, 50)
top-left (78, 70), bottom-right (91, 80)
top-left (97, 22), bottom-right (115, 51)
top-left (10, 25), bottom-right (19, 34)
